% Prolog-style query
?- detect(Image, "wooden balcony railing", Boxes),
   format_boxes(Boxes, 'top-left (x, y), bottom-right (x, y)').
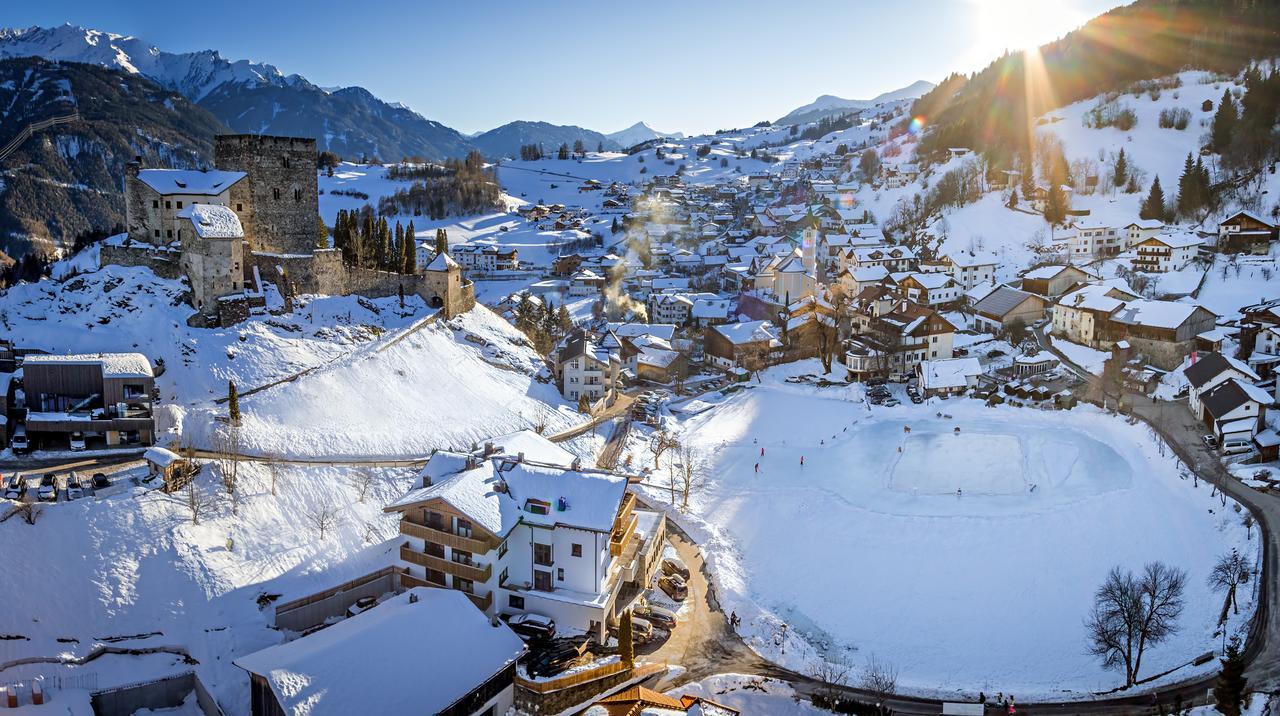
top-left (400, 572), bottom-right (493, 612)
top-left (610, 513), bottom-right (638, 557)
top-left (612, 492), bottom-right (637, 535)
top-left (401, 516), bottom-right (495, 554)
top-left (400, 543), bottom-right (493, 583)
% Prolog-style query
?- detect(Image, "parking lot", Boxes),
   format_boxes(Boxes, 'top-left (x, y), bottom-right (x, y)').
top-left (1, 460), bottom-right (144, 506)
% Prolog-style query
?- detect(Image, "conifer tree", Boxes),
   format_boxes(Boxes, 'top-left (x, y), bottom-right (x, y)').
top-left (1213, 645), bottom-right (1247, 716)
top-left (1113, 148), bottom-right (1128, 188)
top-left (1211, 88), bottom-right (1238, 153)
top-left (1044, 182), bottom-right (1067, 225)
top-left (619, 609), bottom-right (635, 667)
top-left (435, 228), bottom-right (448, 256)
top-left (1141, 176), bottom-right (1167, 221)
top-left (228, 381), bottom-right (241, 425)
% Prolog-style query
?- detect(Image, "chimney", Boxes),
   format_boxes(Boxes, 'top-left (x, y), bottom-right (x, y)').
top-left (517, 451), bottom-right (525, 463)
top-left (408, 592), bottom-right (418, 604)
top-left (483, 441), bottom-right (495, 456)
top-left (571, 458), bottom-right (582, 471)
top-left (421, 473), bottom-right (432, 488)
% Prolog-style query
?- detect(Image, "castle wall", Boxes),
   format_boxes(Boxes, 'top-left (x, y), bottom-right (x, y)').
top-left (101, 241), bottom-right (183, 281)
top-left (214, 135), bottom-right (319, 256)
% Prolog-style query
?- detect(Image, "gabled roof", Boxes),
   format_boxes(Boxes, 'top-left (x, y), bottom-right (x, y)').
top-left (1220, 210), bottom-right (1275, 228)
top-left (713, 320), bottom-right (779, 346)
top-left (136, 169), bottom-right (245, 196)
top-left (973, 286), bottom-right (1041, 319)
top-left (424, 252), bottom-right (459, 271)
top-left (1057, 283), bottom-right (1137, 313)
top-left (918, 357), bottom-right (982, 390)
top-left (1110, 300), bottom-right (1215, 330)
top-left (1202, 378), bottom-right (1271, 419)
top-left (179, 204), bottom-right (243, 239)
top-left (234, 589), bottom-right (525, 716)
top-left (1185, 352), bottom-right (1260, 390)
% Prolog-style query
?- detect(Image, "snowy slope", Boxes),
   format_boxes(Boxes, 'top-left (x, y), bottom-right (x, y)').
top-left (181, 305), bottom-right (577, 459)
top-left (777, 79), bottom-right (935, 125)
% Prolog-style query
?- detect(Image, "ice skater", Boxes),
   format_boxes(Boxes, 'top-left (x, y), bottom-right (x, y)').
top-left (754, 462), bottom-right (759, 474)
top-left (760, 446), bottom-right (765, 457)
top-left (956, 487), bottom-right (963, 498)
top-left (800, 456), bottom-right (805, 466)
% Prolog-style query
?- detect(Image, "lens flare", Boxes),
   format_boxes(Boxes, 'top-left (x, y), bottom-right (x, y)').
top-left (908, 116), bottom-right (926, 135)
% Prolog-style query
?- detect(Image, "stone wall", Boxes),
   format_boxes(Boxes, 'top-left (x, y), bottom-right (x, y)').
top-left (1125, 336), bottom-right (1194, 371)
top-left (214, 134), bottom-right (319, 256)
top-left (248, 250), bottom-right (344, 296)
top-left (346, 265), bottom-right (417, 299)
top-left (101, 242), bottom-right (183, 281)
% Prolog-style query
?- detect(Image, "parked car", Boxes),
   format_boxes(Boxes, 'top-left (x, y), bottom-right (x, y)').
top-left (888, 372), bottom-right (910, 383)
top-left (505, 612), bottom-right (556, 642)
top-left (881, 397), bottom-right (901, 408)
top-left (1202, 434), bottom-right (1218, 449)
top-left (659, 574), bottom-right (687, 601)
top-left (345, 596), bottom-right (378, 618)
top-left (11, 426), bottom-right (29, 455)
top-left (69, 431), bottom-right (86, 452)
top-left (66, 473), bottom-right (83, 500)
top-left (3, 476), bottom-right (25, 501)
top-left (1222, 438), bottom-right (1254, 456)
top-left (629, 615), bottom-right (655, 643)
top-left (38, 474), bottom-right (57, 502)
top-left (633, 603), bottom-right (677, 630)
top-left (525, 644), bottom-right (580, 678)
top-left (661, 555), bottom-right (690, 580)
top-left (92, 473), bottom-right (111, 489)
top-left (909, 393), bottom-right (924, 404)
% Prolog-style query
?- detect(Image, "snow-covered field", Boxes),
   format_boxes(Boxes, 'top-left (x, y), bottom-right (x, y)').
top-left (0, 460), bottom-right (418, 716)
top-left (648, 362), bottom-right (1256, 698)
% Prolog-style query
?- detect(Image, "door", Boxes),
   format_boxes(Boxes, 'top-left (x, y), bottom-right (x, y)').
top-left (534, 570), bottom-right (552, 592)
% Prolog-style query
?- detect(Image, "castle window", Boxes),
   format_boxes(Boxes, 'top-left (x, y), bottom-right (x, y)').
top-left (233, 282), bottom-right (238, 290)
top-left (282, 157), bottom-right (290, 169)
top-left (176, 201), bottom-right (183, 209)
top-left (152, 200), bottom-right (159, 209)
top-left (273, 188), bottom-right (281, 201)
top-left (166, 230), bottom-right (173, 239)
top-left (154, 229), bottom-right (160, 238)
top-left (236, 203), bottom-right (243, 212)
top-left (165, 201), bottom-right (171, 209)
top-left (294, 188), bottom-right (302, 202)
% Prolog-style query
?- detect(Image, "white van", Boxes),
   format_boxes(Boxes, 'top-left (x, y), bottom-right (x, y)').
top-left (10, 426), bottom-right (29, 455)
top-left (1221, 438), bottom-right (1254, 455)
top-left (69, 431), bottom-right (86, 452)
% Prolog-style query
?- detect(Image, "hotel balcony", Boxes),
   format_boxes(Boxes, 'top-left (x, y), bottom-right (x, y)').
top-left (400, 515), bottom-right (495, 554)
top-left (400, 542), bottom-right (493, 583)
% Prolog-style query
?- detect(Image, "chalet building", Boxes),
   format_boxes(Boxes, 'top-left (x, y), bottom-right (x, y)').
top-left (849, 245), bottom-right (916, 272)
top-left (1124, 219), bottom-right (1165, 249)
top-left (587, 686), bottom-right (740, 716)
top-left (553, 254), bottom-right (586, 277)
top-left (780, 295), bottom-right (839, 362)
top-left (451, 245), bottom-right (519, 274)
top-left (384, 435), bottom-right (666, 641)
top-left (971, 286), bottom-right (1047, 334)
top-left (1198, 378), bottom-right (1271, 444)
top-left (1184, 352), bottom-right (1261, 422)
top-left (1131, 234), bottom-right (1202, 273)
top-left (1106, 300), bottom-right (1219, 370)
top-left (916, 357), bottom-right (982, 397)
top-left (846, 300), bottom-right (956, 378)
top-left (1068, 220), bottom-right (1123, 258)
top-left (649, 293), bottom-right (695, 325)
top-left (235, 588), bottom-right (526, 716)
top-left (568, 269), bottom-right (606, 297)
top-left (555, 332), bottom-right (621, 403)
top-left (1020, 264), bottom-right (1098, 298)
top-left (936, 252), bottom-right (998, 290)
top-left (1216, 211), bottom-right (1277, 254)
top-left (1053, 283), bottom-right (1139, 345)
top-left (21, 353), bottom-right (155, 449)
top-left (755, 247), bottom-right (817, 305)
top-left (890, 272), bottom-right (961, 307)
top-left (1238, 298), bottom-right (1280, 377)
top-left (833, 265), bottom-right (889, 301)
top-left (705, 321), bottom-right (782, 372)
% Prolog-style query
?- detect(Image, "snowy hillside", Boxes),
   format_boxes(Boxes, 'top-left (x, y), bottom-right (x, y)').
top-left (181, 306), bottom-right (578, 460)
top-left (777, 79), bottom-right (935, 125)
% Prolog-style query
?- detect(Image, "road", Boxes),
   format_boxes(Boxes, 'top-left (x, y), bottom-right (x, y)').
top-left (547, 393), bottom-right (636, 443)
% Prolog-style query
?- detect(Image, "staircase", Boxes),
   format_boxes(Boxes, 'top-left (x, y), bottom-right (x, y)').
top-left (0, 111), bottom-right (80, 164)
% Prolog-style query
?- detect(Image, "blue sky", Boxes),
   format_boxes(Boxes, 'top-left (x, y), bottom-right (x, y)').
top-left (7, 0), bottom-right (1125, 135)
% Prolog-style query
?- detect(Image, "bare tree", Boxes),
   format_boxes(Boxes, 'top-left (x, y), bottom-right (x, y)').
top-left (807, 659), bottom-right (851, 709)
top-left (349, 469), bottom-right (375, 503)
top-left (674, 443), bottom-right (707, 511)
top-left (211, 426), bottom-right (242, 515)
top-left (264, 453), bottom-right (285, 497)
top-left (860, 654), bottom-right (899, 715)
top-left (186, 477), bottom-right (217, 525)
top-left (649, 430), bottom-right (680, 468)
top-left (1208, 549), bottom-right (1251, 617)
top-left (308, 505), bottom-right (340, 540)
top-left (1086, 562), bottom-right (1187, 687)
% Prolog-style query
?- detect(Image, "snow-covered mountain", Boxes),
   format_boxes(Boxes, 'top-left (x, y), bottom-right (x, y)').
top-left (0, 24), bottom-right (474, 161)
top-left (777, 79), bottom-right (935, 125)
top-left (605, 121), bottom-right (685, 149)
top-left (472, 121), bottom-right (621, 158)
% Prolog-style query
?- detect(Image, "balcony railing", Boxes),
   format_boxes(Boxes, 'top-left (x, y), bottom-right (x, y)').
top-left (400, 543), bottom-right (492, 583)
top-left (400, 572), bottom-right (493, 612)
top-left (401, 516), bottom-right (495, 554)
top-left (610, 513), bottom-right (638, 557)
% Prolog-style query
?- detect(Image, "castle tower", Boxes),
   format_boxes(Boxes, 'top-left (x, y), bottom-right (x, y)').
top-left (214, 134), bottom-right (319, 256)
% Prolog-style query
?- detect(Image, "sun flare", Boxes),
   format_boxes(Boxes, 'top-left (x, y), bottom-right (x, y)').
top-left (974, 0), bottom-right (1086, 54)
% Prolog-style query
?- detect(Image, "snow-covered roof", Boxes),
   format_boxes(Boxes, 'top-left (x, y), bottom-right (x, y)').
top-left (143, 446), bottom-right (181, 467)
top-left (23, 352), bottom-right (153, 378)
top-left (483, 430), bottom-right (576, 467)
top-left (605, 323), bottom-right (677, 341)
top-left (389, 455), bottom-right (629, 536)
top-left (1015, 351), bottom-right (1059, 365)
top-left (973, 286), bottom-right (1039, 318)
top-left (943, 251), bottom-right (998, 268)
top-left (918, 357), bottom-right (982, 390)
top-left (1023, 264), bottom-right (1095, 281)
top-left (179, 204), bottom-right (243, 239)
top-left (902, 272), bottom-right (956, 290)
top-left (1110, 300), bottom-right (1214, 330)
top-left (136, 169), bottom-right (245, 196)
top-left (1057, 283), bottom-right (1135, 313)
top-left (1142, 233), bottom-right (1203, 249)
top-left (234, 589), bottom-right (525, 716)
top-left (713, 320), bottom-right (779, 346)
top-left (424, 252), bottom-right (459, 271)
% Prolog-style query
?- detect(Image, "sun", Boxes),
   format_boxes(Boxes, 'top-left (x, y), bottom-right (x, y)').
top-left (973, 0), bottom-right (1086, 54)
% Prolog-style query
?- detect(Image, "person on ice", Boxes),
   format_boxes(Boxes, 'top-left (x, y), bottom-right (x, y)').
top-left (760, 447), bottom-right (765, 456)
top-left (800, 456), bottom-right (805, 466)
top-left (754, 462), bottom-right (759, 474)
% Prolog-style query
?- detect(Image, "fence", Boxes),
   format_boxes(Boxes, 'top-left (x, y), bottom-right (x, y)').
top-left (90, 671), bottom-right (223, 716)
top-left (0, 112), bottom-right (80, 163)
top-left (273, 566), bottom-right (405, 633)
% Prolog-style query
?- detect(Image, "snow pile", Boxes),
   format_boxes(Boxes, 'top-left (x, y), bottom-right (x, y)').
top-left (644, 366), bottom-right (1255, 697)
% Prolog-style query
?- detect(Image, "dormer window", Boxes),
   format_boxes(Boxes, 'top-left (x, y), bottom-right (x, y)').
top-left (525, 498), bottom-right (550, 515)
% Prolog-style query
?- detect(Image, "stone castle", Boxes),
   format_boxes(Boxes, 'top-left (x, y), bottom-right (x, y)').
top-left (105, 134), bottom-right (474, 326)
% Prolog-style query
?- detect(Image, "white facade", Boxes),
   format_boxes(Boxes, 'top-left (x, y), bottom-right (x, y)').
top-left (1131, 235), bottom-right (1202, 273)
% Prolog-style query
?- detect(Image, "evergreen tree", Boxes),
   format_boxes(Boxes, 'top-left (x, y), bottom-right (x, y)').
top-left (1211, 88), bottom-right (1238, 153)
top-left (557, 143), bottom-right (569, 160)
top-left (573, 139), bottom-right (585, 156)
top-left (596, 141), bottom-right (604, 153)
top-left (1213, 645), bottom-right (1247, 716)
top-left (558, 304), bottom-right (572, 332)
top-left (228, 381), bottom-right (241, 425)
top-left (404, 220), bottom-right (417, 273)
top-left (1020, 156), bottom-right (1035, 199)
top-left (619, 610), bottom-right (635, 667)
top-left (1113, 148), bottom-right (1128, 188)
top-left (1141, 176), bottom-right (1167, 221)
top-left (1044, 182), bottom-right (1068, 225)
top-left (435, 228), bottom-right (449, 256)
top-left (1007, 186), bottom-right (1018, 209)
